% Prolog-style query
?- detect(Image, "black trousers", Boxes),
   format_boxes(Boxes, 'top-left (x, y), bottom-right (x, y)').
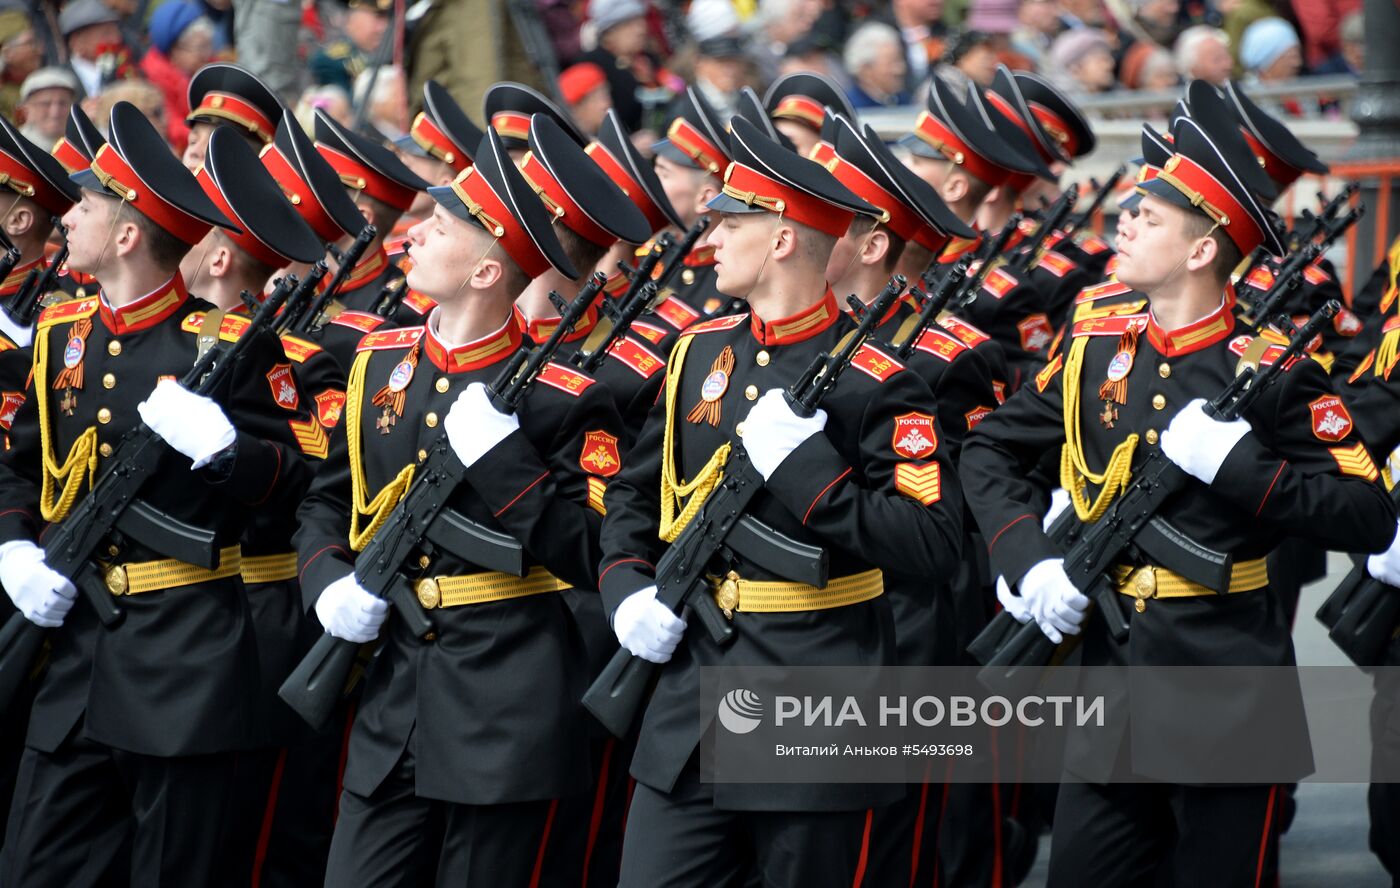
top-left (1, 728), bottom-right (235, 888)
top-left (1046, 779), bottom-right (1280, 888)
top-left (324, 737), bottom-right (557, 888)
top-left (618, 768), bottom-right (874, 888)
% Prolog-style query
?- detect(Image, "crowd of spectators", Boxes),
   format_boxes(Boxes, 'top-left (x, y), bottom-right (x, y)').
top-left (0, 0), bottom-right (1367, 163)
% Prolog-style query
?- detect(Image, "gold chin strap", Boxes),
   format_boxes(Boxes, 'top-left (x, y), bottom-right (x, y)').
top-left (346, 349), bottom-right (416, 550)
top-left (1059, 333), bottom-right (1138, 523)
top-left (658, 332), bottom-right (731, 542)
top-left (32, 325), bottom-right (97, 522)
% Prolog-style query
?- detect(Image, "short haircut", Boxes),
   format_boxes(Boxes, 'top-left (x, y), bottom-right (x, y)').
top-left (954, 164), bottom-right (994, 206)
top-left (843, 22), bottom-right (901, 74)
top-left (215, 229), bottom-right (279, 286)
top-left (127, 203), bottom-right (191, 269)
top-left (554, 224), bottom-right (608, 279)
top-left (358, 193), bottom-right (402, 239)
top-left (1173, 25), bottom-right (1228, 77)
top-left (792, 217), bottom-right (839, 268)
top-left (1180, 209), bottom-right (1242, 284)
top-left (851, 214), bottom-right (906, 272)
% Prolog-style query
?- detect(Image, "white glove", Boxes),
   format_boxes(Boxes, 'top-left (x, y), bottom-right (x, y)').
top-left (137, 379), bottom-right (236, 469)
top-left (1019, 558), bottom-right (1089, 644)
top-left (445, 382), bottom-right (520, 469)
top-left (1368, 519), bottom-right (1400, 587)
top-left (742, 389), bottom-right (827, 481)
top-left (995, 575), bottom-right (1032, 624)
top-left (0, 309), bottom-right (32, 348)
top-left (1159, 398), bottom-right (1251, 485)
top-left (1042, 487), bottom-right (1071, 531)
top-left (613, 584), bottom-right (687, 663)
top-left (0, 540), bottom-right (76, 628)
top-left (314, 573), bottom-right (388, 643)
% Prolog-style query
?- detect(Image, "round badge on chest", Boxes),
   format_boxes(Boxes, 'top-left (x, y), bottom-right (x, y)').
top-left (388, 359), bottom-right (415, 392)
top-left (1105, 350), bottom-right (1133, 382)
top-left (701, 368), bottom-right (729, 402)
top-left (63, 336), bottom-right (85, 369)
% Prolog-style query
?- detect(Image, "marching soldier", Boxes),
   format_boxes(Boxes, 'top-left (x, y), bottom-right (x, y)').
top-left (484, 80), bottom-right (588, 161)
top-left (293, 126), bottom-right (625, 884)
top-left (307, 109), bottom-right (428, 364)
top-left (599, 117), bottom-right (966, 886)
top-left (763, 71), bottom-right (856, 161)
top-left (0, 101), bottom-right (321, 887)
top-left (181, 62), bottom-right (285, 172)
top-left (958, 102), bottom-right (1394, 886)
top-left (48, 106), bottom-right (106, 301)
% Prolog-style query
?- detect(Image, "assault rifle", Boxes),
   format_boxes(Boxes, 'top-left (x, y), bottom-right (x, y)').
top-left (1245, 207), bottom-right (1361, 334)
top-left (1316, 482), bottom-right (1400, 670)
top-left (1004, 188), bottom-right (1076, 278)
top-left (273, 261), bottom-right (331, 336)
top-left (581, 275), bottom-right (907, 738)
top-left (572, 237), bottom-right (673, 374)
top-left (969, 301), bottom-right (1342, 690)
top-left (0, 274), bottom-right (300, 710)
top-left (653, 217), bottom-right (712, 296)
top-left (895, 256), bottom-right (972, 360)
top-left (278, 272), bottom-right (608, 728)
top-left (1061, 165), bottom-right (1127, 242)
top-left (292, 224), bottom-right (378, 335)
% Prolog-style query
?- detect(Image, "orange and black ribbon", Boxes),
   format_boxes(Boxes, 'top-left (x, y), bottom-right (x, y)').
top-left (686, 345), bottom-right (734, 427)
top-left (1098, 325), bottom-right (1139, 409)
top-left (370, 343), bottom-right (420, 433)
top-left (52, 317), bottom-right (92, 404)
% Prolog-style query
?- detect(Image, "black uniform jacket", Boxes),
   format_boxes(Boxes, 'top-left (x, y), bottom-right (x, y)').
top-left (293, 310), bottom-right (625, 805)
top-left (0, 277), bottom-right (320, 756)
top-left (598, 290), bottom-right (966, 811)
top-left (960, 298), bottom-right (1395, 784)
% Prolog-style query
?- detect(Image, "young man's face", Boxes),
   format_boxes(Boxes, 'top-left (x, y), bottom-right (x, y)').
top-left (181, 121), bottom-right (216, 172)
top-left (1113, 194), bottom-right (1199, 292)
top-left (61, 190), bottom-right (117, 274)
top-left (654, 155), bottom-right (703, 228)
top-left (404, 204), bottom-right (485, 301)
top-left (707, 211), bottom-right (776, 297)
top-left (775, 120), bottom-right (819, 160)
top-left (824, 219), bottom-right (880, 294)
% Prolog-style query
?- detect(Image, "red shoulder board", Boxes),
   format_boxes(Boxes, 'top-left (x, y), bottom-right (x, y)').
top-left (685, 244), bottom-right (717, 266)
top-left (1333, 305), bottom-right (1363, 337)
top-left (1079, 235), bottom-right (1111, 255)
top-left (1104, 254), bottom-right (1118, 276)
top-left (535, 361), bottom-right (596, 397)
top-left (279, 334), bottom-right (323, 363)
top-left (683, 313), bottom-right (748, 335)
top-left (1072, 313), bottom-right (1148, 338)
top-left (401, 290), bottom-right (436, 316)
top-left (603, 272), bottom-right (629, 297)
top-left (914, 328), bottom-right (968, 363)
top-left (607, 336), bottom-right (665, 379)
top-left (1227, 335), bottom-right (1305, 370)
top-left (1074, 280), bottom-right (1132, 305)
top-left (37, 297), bottom-right (98, 328)
top-left (1303, 264), bottom-right (1331, 286)
top-left (1037, 250), bottom-right (1076, 279)
top-left (356, 327), bottom-right (424, 352)
top-left (179, 311), bottom-right (252, 343)
top-left (331, 310), bottom-right (386, 333)
top-left (1244, 265), bottom-right (1275, 291)
top-left (937, 314), bottom-right (991, 348)
top-left (849, 343), bottom-right (904, 382)
top-left (980, 268), bottom-right (1019, 300)
top-left (1044, 230), bottom-right (1066, 248)
top-left (631, 320), bottom-right (669, 345)
top-left (653, 296), bottom-right (701, 331)
top-left (0, 336), bottom-right (14, 352)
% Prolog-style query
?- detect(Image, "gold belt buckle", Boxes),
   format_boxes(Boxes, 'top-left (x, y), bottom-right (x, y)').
top-left (416, 577), bottom-right (440, 609)
top-left (1131, 566), bottom-right (1156, 613)
top-left (105, 564), bottom-right (129, 596)
top-left (715, 570), bottom-right (740, 619)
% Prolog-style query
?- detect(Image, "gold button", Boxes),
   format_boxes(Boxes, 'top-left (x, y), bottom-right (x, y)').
top-left (97, 407), bottom-right (111, 424)
top-left (108, 544), bottom-right (119, 557)
top-left (682, 269), bottom-right (695, 286)
top-left (756, 350), bottom-right (770, 366)
top-left (435, 378), bottom-right (449, 393)
top-left (418, 449), bottom-right (428, 462)
top-left (107, 340), bottom-right (122, 356)
top-left (423, 631), bottom-right (437, 642)
top-left (102, 373), bottom-right (115, 389)
top-left (99, 442), bottom-right (112, 457)
top-left (416, 577), bottom-right (441, 609)
top-left (1152, 394), bottom-right (1166, 410)
top-left (1158, 362), bottom-right (1170, 378)
top-left (105, 565), bottom-right (128, 596)
top-left (425, 412), bottom-right (438, 428)
top-left (1146, 429), bottom-right (1159, 445)
top-left (76, 287), bottom-right (86, 299)
top-left (736, 421), bottom-right (746, 437)
top-left (744, 384), bottom-right (758, 401)
top-left (418, 555), bottom-right (431, 568)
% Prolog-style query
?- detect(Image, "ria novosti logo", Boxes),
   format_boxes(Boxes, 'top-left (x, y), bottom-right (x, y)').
top-left (717, 688), bottom-right (764, 734)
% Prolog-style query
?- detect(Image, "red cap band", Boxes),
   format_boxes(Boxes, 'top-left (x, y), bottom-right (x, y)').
top-left (772, 95), bottom-right (825, 129)
top-left (1028, 102), bottom-right (1079, 157)
top-left (0, 148), bottom-right (72, 216)
top-left (195, 164), bottom-right (290, 268)
top-left (90, 143), bottom-right (213, 245)
top-left (518, 149), bottom-right (617, 248)
top-left (1153, 153), bottom-right (1265, 256)
top-left (1240, 129), bottom-right (1301, 190)
top-left (913, 110), bottom-right (1011, 188)
top-left (449, 165), bottom-right (551, 278)
top-left (585, 141), bottom-right (670, 234)
top-left (720, 161), bottom-right (854, 238)
top-left (825, 153), bottom-right (923, 244)
top-left (189, 92), bottom-right (275, 142)
top-left (51, 136), bottom-right (89, 175)
top-left (666, 117), bottom-right (726, 179)
top-left (316, 144), bottom-right (418, 212)
top-left (259, 142), bottom-right (342, 242)
top-left (411, 112), bottom-right (471, 172)
top-left (490, 111), bottom-right (532, 142)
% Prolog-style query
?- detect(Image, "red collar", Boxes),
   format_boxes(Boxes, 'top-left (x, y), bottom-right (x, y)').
top-left (683, 244), bottom-right (716, 267)
top-left (0, 256), bottom-right (44, 298)
top-left (320, 247), bottom-right (388, 294)
top-left (518, 299), bottom-right (600, 344)
top-left (1146, 298), bottom-right (1236, 357)
top-left (750, 289), bottom-right (839, 346)
top-left (98, 274), bottom-right (190, 335)
top-left (423, 309), bottom-right (523, 373)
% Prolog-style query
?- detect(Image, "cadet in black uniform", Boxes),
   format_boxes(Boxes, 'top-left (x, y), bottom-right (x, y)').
top-left (959, 105), bottom-right (1395, 887)
top-left (294, 127), bottom-right (625, 885)
top-left (48, 106), bottom-right (106, 301)
top-left (600, 117), bottom-right (966, 886)
top-left (763, 71), bottom-right (856, 161)
top-left (181, 62), bottom-right (284, 172)
top-left (0, 101), bottom-right (322, 888)
top-left (484, 80), bottom-right (587, 162)
top-left (309, 109), bottom-right (428, 358)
